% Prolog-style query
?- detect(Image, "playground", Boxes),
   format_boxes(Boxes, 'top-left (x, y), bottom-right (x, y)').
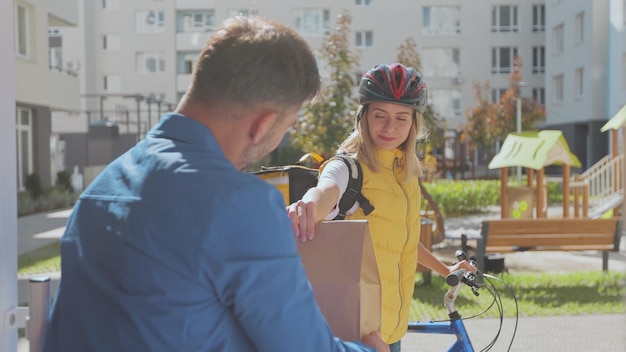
top-left (419, 105), bottom-right (626, 273)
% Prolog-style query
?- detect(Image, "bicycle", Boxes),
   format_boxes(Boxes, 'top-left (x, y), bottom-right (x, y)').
top-left (407, 250), bottom-right (519, 351)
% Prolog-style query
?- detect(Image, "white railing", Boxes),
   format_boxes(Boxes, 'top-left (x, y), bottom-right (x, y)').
top-left (579, 154), bottom-right (624, 207)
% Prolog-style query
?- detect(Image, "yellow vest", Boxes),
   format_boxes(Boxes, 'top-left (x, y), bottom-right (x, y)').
top-left (346, 149), bottom-right (421, 343)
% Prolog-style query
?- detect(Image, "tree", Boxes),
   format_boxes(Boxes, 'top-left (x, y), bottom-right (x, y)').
top-left (465, 55), bottom-right (546, 156)
top-left (498, 56), bottom-right (546, 136)
top-left (395, 37), bottom-right (447, 152)
top-left (290, 10), bottom-right (360, 158)
top-left (465, 80), bottom-right (505, 154)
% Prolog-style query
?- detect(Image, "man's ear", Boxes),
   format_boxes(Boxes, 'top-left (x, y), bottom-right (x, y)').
top-left (249, 110), bottom-right (277, 143)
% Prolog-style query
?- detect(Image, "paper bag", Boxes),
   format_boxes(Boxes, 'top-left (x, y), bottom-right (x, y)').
top-left (296, 220), bottom-right (381, 341)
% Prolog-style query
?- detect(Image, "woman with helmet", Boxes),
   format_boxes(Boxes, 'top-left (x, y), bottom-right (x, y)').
top-left (287, 63), bottom-right (476, 352)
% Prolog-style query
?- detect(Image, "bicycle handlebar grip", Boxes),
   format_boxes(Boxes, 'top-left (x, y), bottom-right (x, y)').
top-left (446, 269), bottom-right (466, 286)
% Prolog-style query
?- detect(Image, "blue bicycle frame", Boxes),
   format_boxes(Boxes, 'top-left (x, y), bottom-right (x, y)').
top-left (407, 278), bottom-right (475, 351)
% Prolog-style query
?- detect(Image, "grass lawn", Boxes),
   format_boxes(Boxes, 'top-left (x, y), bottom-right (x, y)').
top-left (411, 271), bottom-right (626, 320)
top-left (18, 241), bottom-right (61, 276)
top-left (19, 241), bottom-right (626, 319)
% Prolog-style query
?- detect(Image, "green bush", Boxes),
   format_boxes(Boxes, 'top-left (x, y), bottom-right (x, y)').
top-left (56, 170), bottom-right (74, 192)
top-left (422, 179), bottom-right (500, 217)
top-left (24, 173), bottom-right (43, 200)
top-left (422, 179), bottom-right (566, 217)
top-left (18, 186), bottom-right (79, 217)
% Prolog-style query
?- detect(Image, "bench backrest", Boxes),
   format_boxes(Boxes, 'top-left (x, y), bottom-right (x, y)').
top-left (481, 218), bottom-right (622, 250)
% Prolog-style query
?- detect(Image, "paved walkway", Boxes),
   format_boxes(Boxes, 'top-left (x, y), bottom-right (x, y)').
top-left (402, 314), bottom-right (626, 351)
top-left (15, 206), bottom-right (626, 351)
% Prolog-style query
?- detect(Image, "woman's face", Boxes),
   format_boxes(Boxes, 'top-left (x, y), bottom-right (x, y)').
top-left (366, 101), bottom-right (414, 150)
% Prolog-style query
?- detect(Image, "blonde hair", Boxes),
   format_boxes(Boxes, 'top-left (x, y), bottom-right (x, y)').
top-left (338, 105), bottom-right (428, 182)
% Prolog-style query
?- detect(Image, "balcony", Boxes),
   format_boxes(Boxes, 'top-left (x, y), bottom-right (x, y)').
top-left (48, 67), bottom-right (80, 111)
top-left (48, 0), bottom-right (78, 26)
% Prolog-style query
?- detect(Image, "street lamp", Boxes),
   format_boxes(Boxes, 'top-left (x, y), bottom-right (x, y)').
top-left (515, 81), bottom-right (527, 183)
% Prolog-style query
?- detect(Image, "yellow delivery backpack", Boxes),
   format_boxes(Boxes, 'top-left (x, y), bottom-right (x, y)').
top-left (253, 153), bottom-right (374, 220)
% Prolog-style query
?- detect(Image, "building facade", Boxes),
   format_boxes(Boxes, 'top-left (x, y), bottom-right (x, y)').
top-left (544, 0), bottom-right (626, 170)
top-left (14, 0), bottom-right (79, 189)
top-left (30, 0), bottom-right (626, 180)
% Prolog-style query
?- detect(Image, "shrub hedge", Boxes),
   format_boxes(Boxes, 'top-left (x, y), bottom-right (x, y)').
top-left (421, 179), bottom-right (564, 217)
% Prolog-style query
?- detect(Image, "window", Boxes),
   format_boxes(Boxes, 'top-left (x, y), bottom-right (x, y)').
top-left (137, 52), bottom-right (165, 73)
top-left (228, 9), bottom-right (258, 17)
top-left (492, 5), bottom-right (518, 32)
top-left (575, 12), bottom-right (584, 45)
top-left (294, 9), bottom-right (330, 36)
top-left (491, 47), bottom-right (518, 74)
top-left (532, 46), bottom-right (545, 73)
top-left (575, 67), bottom-right (584, 99)
top-left (533, 87), bottom-right (545, 105)
top-left (49, 48), bottom-right (62, 70)
top-left (422, 48), bottom-right (461, 77)
top-left (177, 51), bottom-right (200, 74)
top-left (49, 28), bottom-right (62, 69)
top-left (103, 34), bottom-right (121, 51)
top-left (16, 107), bottom-right (32, 190)
top-left (422, 6), bottom-right (461, 35)
top-left (553, 24), bottom-right (564, 55)
top-left (533, 4), bottom-right (545, 32)
top-left (14, 3), bottom-right (29, 58)
top-left (553, 74), bottom-right (564, 103)
top-left (179, 10), bottom-right (215, 32)
top-left (136, 10), bottom-right (165, 33)
top-left (103, 0), bottom-right (120, 10)
top-left (355, 31), bottom-right (373, 47)
top-left (104, 75), bottom-right (121, 92)
top-left (429, 89), bottom-right (462, 118)
top-left (491, 88), bottom-right (507, 103)
top-left (355, 0), bottom-right (372, 5)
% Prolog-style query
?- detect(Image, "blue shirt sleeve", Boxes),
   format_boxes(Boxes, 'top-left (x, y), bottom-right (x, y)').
top-left (201, 176), bottom-right (375, 352)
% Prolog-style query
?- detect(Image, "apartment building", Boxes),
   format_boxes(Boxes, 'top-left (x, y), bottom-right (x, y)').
top-left (14, 0), bottom-right (80, 189)
top-left (544, 0), bottom-right (626, 169)
top-left (50, 0), bottom-right (551, 175)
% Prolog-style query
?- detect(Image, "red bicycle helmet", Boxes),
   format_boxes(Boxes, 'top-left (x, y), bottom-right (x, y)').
top-left (358, 63), bottom-right (428, 114)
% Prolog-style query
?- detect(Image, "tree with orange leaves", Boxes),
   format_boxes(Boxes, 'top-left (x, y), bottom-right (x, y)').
top-left (498, 56), bottom-right (546, 134)
top-left (465, 55), bottom-right (545, 155)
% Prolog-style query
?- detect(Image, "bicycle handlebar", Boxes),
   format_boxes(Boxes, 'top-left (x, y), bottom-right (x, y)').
top-left (446, 250), bottom-right (482, 289)
top-left (446, 269), bottom-right (466, 286)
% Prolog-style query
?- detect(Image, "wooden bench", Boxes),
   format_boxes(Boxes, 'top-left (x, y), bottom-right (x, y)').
top-left (467, 218), bottom-right (622, 272)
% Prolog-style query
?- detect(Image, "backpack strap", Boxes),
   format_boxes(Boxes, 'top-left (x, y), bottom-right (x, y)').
top-left (333, 154), bottom-right (375, 220)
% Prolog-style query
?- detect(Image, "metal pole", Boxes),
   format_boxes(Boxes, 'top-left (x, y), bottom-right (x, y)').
top-left (147, 99), bottom-right (152, 132)
top-left (516, 93), bottom-right (522, 183)
top-left (515, 81), bottom-right (526, 184)
top-left (135, 98), bottom-right (141, 142)
top-left (27, 277), bottom-right (50, 352)
top-left (125, 110), bottom-right (129, 134)
top-left (99, 96), bottom-right (106, 121)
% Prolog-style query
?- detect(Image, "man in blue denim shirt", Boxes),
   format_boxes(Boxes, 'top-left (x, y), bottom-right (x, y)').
top-left (43, 15), bottom-right (388, 352)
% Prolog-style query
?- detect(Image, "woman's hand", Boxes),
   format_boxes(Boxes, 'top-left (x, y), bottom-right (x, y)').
top-left (286, 182), bottom-right (340, 242)
top-left (286, 199), bottom-right (318, 242)
top-left (447, 259), bottom-right (478, 275)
